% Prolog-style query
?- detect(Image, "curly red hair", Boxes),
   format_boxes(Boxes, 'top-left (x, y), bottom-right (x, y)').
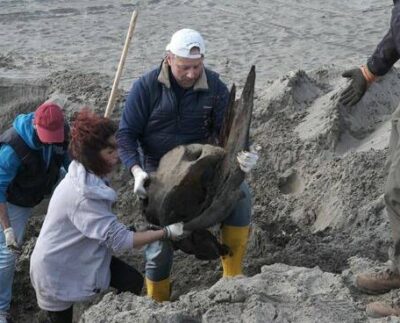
top-left (70, 108), bottom-right (117, 176)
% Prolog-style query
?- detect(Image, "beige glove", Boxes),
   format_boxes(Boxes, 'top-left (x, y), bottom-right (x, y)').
top-left (4, 227), bottom-right (20, 254)
top-left (131, 166), bottom-right (149, 199)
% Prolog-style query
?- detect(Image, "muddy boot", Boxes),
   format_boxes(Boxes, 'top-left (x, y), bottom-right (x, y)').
top-left (366, 301), bottom-right (400, 318)
top-left (220, 225), bottom-right (249, 277)
top-left (145, 277), bottom-right (171, 302)
top-left (356, 269), bottom-right (400, 294)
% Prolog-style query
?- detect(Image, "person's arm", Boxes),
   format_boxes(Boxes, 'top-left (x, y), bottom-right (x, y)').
top-left (69, 198), bottom-right (185, 252)
top-left (0, 145), bottom-right (21, 229)
top-left (340, 3), bottom-right (400, 106)
top-left (69, 198), bottom-right (134, 253)
top-left (367, 3), bottom-right (400, 76)
top-left (133, 222), bottom-right (185, 248)
top-left (116, 77), bottom-right (152, 172)
top-left (132, 229), bottom-right (164, 249)
top-left (0, 202), bottom-right (10, 231)
top-left (0, 145), bottom-right (22, 251)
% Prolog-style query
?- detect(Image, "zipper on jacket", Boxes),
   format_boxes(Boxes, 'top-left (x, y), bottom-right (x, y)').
top-left (169, 90), bottom-right (181, 128)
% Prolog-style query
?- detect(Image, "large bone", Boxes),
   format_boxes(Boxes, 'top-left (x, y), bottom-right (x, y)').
top-left (184, 65), bottom-right (255, 230)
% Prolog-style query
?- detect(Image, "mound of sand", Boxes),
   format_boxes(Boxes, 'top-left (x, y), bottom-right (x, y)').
top-left (1, 63), bottom-right (398, 322)
top-left (2, 2), bottom-right (400, 321)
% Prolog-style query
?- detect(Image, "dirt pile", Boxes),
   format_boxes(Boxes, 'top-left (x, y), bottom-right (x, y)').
top-left (81, 263), bottom-right (366, 323)
top-left (3, 65), bottom-right (400, 322)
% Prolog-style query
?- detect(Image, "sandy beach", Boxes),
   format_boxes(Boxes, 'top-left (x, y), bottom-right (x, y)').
top-left (0, 0), bottom-right (394, 89)
top-left (2, 1), bottom-right (400, 322)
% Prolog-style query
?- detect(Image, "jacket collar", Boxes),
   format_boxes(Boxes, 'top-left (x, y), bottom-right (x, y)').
top-left (157, 59), bottom-right (208, 91)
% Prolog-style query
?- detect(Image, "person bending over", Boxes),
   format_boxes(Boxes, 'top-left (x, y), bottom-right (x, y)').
top-left (0, 102), bottom-right (69, 323)
top-left (30, 108), bottom-right (184, 323)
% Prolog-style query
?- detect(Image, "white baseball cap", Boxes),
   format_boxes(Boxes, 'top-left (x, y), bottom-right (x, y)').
top-left (166, 28), bottom-right (205, 59)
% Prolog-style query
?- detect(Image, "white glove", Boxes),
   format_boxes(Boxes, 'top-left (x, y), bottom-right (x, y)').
top-left (131, 166), bottom-right (149, 199)
top-left (4, 227), bottom-right (20, 253)
top-left (237, 150), bottom-right (259, 173)
top-left (163, 222), bottom-right (187, 241)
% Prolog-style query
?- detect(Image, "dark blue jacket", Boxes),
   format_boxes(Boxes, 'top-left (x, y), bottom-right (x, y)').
top-left (367, 0), bottom-right (400, 75)
top-left (117, 60), bottom-right (230, 172)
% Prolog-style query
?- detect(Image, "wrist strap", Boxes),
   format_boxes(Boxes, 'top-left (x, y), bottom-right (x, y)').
top-left (360, 65), bottom-right (377, 84)
top-left (162, 227), bottom-right (168, 239)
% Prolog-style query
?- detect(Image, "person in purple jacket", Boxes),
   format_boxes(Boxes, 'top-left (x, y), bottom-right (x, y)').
top-left (117, 28), bottom-right (258, 302)
top-left (340, 0), bottom-right (400, 318)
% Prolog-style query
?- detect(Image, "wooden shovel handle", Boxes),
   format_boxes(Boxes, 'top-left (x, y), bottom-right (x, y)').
top-left (104, 9), bottom-right (138, 118)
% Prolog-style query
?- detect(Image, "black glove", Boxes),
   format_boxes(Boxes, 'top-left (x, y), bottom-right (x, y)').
top-left (172, 229), bottom-right (230, 260)
top-left (339, 68), bottom-right (368, 106)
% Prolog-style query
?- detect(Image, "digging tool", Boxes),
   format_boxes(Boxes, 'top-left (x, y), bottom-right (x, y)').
top-left (104, 9), bottom-right (138, 118)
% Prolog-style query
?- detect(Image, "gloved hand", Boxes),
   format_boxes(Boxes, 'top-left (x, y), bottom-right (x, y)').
top-left (340, 65), bottom-right (376, 106)
top-left (4, 227), bottom-right (20, 254)
top-left (237, 150), bottom-right (259, 173)
top-left (131, 166), bottom-right (149, 199)
top-left (163, 222), bottom-right (187, 241)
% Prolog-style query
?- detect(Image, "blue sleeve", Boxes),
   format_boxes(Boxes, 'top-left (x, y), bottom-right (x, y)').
top-left (367, 3), bottom-right (400, 76)
top-left (0, 145), bottom-right (21, 202)
top-left (116, 77), bottom-right (152, 171)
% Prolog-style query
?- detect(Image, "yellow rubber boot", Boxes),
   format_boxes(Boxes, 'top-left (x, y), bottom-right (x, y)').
top-left (145, 277), bottom-right (170, 302)
top-left (220, 225), bottom-right (250, 277)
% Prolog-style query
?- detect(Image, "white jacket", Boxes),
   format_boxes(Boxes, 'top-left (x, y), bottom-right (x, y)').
top-left (30, 160), bottom-right (134, 309)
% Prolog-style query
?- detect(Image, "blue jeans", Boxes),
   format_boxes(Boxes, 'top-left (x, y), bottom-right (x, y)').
top-left (145, 182), bottom-right (252, 281)
top-left (0, 203), bottom-right (32, 312)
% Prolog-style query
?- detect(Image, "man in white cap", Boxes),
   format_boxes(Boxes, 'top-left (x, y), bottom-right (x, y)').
top-left (117, 28), bottom-right (258, 302)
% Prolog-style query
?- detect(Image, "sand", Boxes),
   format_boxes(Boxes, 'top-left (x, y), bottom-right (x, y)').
top-left (0, 0), bottom-right (394, 89)
top-left (2, 0), bottom-right (400, 322)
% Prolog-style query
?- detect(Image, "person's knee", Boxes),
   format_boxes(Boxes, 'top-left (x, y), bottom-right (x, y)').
top-left (224, 183), bottom-right (252, 226)
top-left (0, 247), bottom-right (16, 268)
top-left (145, 240), bottom-right (173, 280)
top-left (145, 241), bottom-right (173, 263)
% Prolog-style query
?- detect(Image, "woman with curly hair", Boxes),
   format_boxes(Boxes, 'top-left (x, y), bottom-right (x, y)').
top-left (30, 108), bottom-right (184, 323)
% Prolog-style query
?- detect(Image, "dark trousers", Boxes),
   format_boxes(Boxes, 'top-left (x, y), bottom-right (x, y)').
top-left (42, 256), bottom-right (143, 323)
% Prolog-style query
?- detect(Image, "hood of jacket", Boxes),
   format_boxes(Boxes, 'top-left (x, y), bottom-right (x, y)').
top-left (66, 160), bottom-right (117, 202)
top-left (12, 112), bottom-right (41, 150)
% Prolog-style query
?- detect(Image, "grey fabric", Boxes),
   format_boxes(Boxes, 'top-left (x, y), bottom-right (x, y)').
top-left (384, 105), bottom-right (400, 273)
top-left (30, 160), bottom-right (134, 310)
top-left (367, 0), bottom-right (400, 76)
